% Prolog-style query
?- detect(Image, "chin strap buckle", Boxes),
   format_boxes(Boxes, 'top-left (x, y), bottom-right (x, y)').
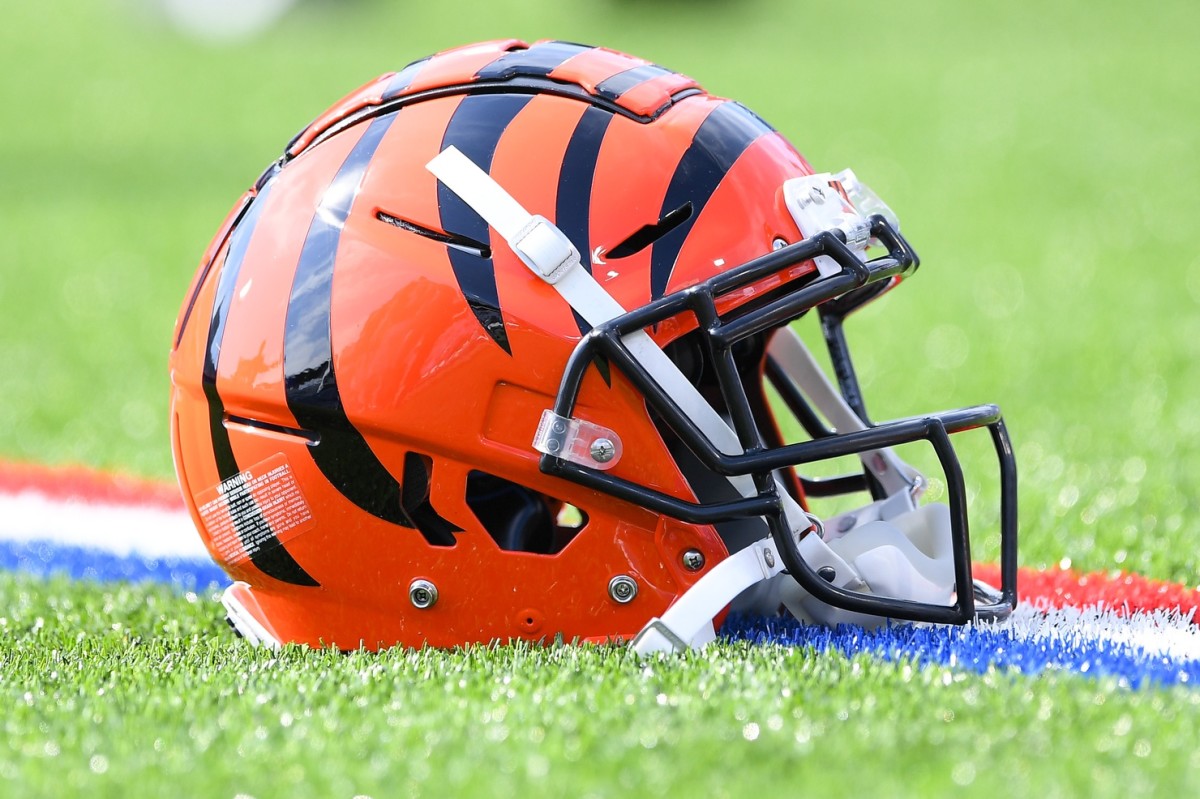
top-left (510, 215), bottom-right (579, 284)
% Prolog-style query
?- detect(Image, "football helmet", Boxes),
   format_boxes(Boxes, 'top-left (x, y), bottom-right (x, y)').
top-left (169, 40), bottom-right (1017, 652)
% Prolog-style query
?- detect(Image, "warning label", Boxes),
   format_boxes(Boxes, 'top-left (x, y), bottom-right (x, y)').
top-left (197, 454), bottom-right (315, 565)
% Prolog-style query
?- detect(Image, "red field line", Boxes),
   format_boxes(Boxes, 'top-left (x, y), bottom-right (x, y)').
top-left (974, 563), bottom-right (1200, 622)
top-left (0, 460), bottom-right (184, 510)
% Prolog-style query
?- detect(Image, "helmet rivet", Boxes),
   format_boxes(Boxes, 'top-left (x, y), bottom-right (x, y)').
top-left (838, 514), bottom-right (857, 533)
top-left (681, 549), bottom-right (706, 571)
top-left (409, 579), bottom-right (438, 609)
top-left (608, 575), bottom-right (638, 604)
top-left (771, 237), bottom-right (788, 251)
top-left (763, 548), bottom-right (776, 568)
top-left (590, 438), bottom-right (616, 463)
top-left (817, 566), bottom-right (837, 583)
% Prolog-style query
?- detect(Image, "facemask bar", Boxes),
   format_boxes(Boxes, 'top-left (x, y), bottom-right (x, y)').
top-left (538, 216), bottom-right (1018, 625)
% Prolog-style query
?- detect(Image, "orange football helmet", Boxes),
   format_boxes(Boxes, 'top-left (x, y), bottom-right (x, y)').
top-left (169, 40), bottom-right (1017, 652)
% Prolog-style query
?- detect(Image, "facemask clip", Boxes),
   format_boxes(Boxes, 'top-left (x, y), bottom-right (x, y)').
top-left (784, 171), bottom-right (899, 277)
top-left (533, 410), bottom-right (623, 471)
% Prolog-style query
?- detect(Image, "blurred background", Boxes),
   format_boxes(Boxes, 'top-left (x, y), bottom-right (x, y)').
top-left (1, 0), bottom-right (1197, 579)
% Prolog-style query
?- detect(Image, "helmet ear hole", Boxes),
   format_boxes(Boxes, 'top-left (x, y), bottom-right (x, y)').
top-left (465, 471), bottom-right (585, 555)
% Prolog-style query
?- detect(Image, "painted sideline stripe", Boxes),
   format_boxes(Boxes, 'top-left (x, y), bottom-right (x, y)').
top-left (0, 459), bottom-right (213, 584)
top-left (0, 490), bottom-right (205, 559)
top-left (2, 460), bottom-right (1199, 618)
top-left (0, 459), bottom-right (184, 510)
top-left (975, 562), bottom-right (1200, 619)
top-left (0, 539), bottom-right (226, 590)
top-left (724, 603), bottom-right (1200, 688)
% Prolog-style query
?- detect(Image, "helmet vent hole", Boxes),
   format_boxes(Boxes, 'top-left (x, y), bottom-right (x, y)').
top-left (606, 202), bottom-right (693, 259)
top-left (223, 414), bottom-right (321, 445)
top-left (376, 210), bottom-right (491, 259)
top-left (465, 471), bottom-right (586, 555)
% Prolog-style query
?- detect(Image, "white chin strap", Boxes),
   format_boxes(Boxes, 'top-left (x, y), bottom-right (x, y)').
top-left (426, 148), bottom-right (958, 654)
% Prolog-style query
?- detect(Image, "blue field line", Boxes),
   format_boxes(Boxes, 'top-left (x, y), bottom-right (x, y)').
top-left (0, 539), bottom-right (226, 590)
top-left (722, 614), bottom-right (1200, 689)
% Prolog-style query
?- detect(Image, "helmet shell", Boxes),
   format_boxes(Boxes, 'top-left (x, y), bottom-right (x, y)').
top-left (170, 40), bottom-right (820, 649)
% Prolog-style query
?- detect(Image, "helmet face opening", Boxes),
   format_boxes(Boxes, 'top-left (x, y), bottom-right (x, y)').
top-left (171, 39), bottom-right (1017, 651)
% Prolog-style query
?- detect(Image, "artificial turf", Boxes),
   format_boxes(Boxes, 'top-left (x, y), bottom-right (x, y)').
top-left (3, 573), bottom-right (1200, 799)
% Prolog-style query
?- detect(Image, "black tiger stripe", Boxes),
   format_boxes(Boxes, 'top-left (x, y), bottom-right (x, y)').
top-left (594, 64), bottom-right (673, 101)
top-left (649, 102), bottom-right (775, 299)
top-left (400, 453), bottom-right (459, 546)
top-left (436, 93), bottom-right (533, 353)
top-left (556, 105), bottom-right (614, 335)
top-left (282, 115), bottom-right (410, 524)
top-left (202, 179), bottom-right (318, 587)
top-left (475, 41), bottom-right (591, 80)
top-left (381, 57), bottom-right (429, 99)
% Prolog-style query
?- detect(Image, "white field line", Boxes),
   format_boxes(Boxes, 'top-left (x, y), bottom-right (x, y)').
top-left (0, 489), bottom-right (206, 560)
top-left (984, 602), bottom-right (1200, 663)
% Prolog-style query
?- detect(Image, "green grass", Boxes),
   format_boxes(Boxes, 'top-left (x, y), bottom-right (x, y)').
top-left (4, 573), bottom-right (1200, 799)
top-left (3, 0), bottom-right (1200, 795)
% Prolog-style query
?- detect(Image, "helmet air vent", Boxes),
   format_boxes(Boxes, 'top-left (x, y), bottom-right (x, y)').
top-left (606, 202), bottom-right (693, 259)
top-left (376, 210), bottom-right (491, 259)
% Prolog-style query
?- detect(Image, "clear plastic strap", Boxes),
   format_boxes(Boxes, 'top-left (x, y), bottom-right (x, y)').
top-left (783, 172), bottom-right (872, 277)
top-left (834, 168), bottom-right (900, 231)
top-left (532, 410), bottom-right (623, 471)
top-left (783, 169), bottom-right (904, 276)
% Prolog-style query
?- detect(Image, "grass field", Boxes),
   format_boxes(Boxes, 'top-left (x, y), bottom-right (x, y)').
top-left (3, 0), bottom-right (1200, 796)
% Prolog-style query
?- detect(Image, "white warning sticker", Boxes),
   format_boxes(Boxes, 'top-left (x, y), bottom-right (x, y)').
top-left (196, 454), bottom-right (315, 565)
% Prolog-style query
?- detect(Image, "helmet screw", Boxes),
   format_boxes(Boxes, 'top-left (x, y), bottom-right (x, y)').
top-left (817, 566), bottom-right (837, 583)
top-left (771, 237), bottom-right (788, 251)
top-left (590, 438), bottom-right (616, 463)
top-left (409, 579), bottom-right (439, 609)
top-left (681, 549), bottom-right (706, 572)
top-left (763, 548), bottom-right (776, 568)
top-left (608, 575), bottom-right (638, 604)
